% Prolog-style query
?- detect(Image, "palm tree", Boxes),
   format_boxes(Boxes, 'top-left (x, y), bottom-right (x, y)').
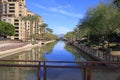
top-left (39, 23), bottom-right (48, 40)
top-left (21, 16), bottom-right (28, 42)
top-left (21, 15), bottom-right (39, 42)
top-left (27, 15), bottom-right (39, 41)
top-left (46, 28), bottom-right (53, 33)
top-left (28, 15), bottom-right (39, 35)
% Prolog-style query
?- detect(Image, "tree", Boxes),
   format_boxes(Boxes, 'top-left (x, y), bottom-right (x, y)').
top-left (28, 15), bottom-right (39, 38)
top-left (46, 28), bottom-right (53, 33)
top-left (64, 31), bottom-right (74, 41)
top-left (76, 2), bottom-right (120, 50)
top-left (21, 16), bottom-right (29, 42)
top-left (113, 0), bottom-right (120, 8)
top-left (21, 15), bottom-right (39, 41)
top-left (0, 21), bottom-right (15, 38)
top-left (39, 23), bottom-right (48, 40)
top-left (44, 33), bottom-right (58, 40)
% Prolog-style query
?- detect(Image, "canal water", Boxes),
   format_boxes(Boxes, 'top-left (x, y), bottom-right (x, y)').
top-left (0, 41), bottom-right (119, 80)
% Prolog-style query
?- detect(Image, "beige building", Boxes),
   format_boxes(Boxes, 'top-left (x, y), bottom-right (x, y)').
top-left (0, 0), bottom-right (43, 41)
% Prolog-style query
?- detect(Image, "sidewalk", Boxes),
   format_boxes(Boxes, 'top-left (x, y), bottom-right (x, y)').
top-left (0, 40), bottom-right (55, 58)
top-left (111, 51), bottom-right (120, 56)
top-left (0, 42), bottom-right (28, 51)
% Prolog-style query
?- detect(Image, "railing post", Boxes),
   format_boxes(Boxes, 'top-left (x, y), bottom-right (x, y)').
top-left (109, 55), bottom-right (111, 62)
top-left (84, 63), bottom-right (88, 80)
top-left (44, 61), bottom-right (46, 80)
top-left (90, 63), bottom-right (93, 80)
top-left (84, 67), bottom-right (87, 80)
top-left (112, 56), bottom-right (114, 62)
top-left (38, 62), bottom-right (41, 80)
top-left (117, 57), bottom-right (119, 62)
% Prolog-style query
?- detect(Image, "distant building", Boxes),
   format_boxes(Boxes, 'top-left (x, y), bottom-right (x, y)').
top-left (0, 0), bottom-right (43, 41)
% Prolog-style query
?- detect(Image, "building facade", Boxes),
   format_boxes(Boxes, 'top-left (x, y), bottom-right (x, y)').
top-left (0, 0), bottom-right (43, 41)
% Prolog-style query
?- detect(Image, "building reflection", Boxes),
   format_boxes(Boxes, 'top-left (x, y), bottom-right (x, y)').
top-left (0, 42), bottom-right (57, 80)
top-left (0, 67), bottom-right (37, 80)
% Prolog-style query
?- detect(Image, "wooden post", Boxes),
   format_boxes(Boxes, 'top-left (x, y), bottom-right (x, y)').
top-left (112, 56), bottom-right (114, 62)
top-left (38, 62), bottom-right (41, 80)
top-left (84, 67), bottom-right (87, 80)
top-left (109, 55), bottom-right (111, 62)
top-left (44, 62), bottom-right (46, 80)
top-left (90, 64), bottom-right (93, 80)
top-left (84, 63), bottom-right (88, 80)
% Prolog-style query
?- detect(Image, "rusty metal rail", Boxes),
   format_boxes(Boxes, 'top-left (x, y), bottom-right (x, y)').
top-left (0, 60), bottom-right (120, 80)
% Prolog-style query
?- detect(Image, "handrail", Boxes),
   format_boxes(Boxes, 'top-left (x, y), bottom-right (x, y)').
top-left (0, 59), bottom-right (120, 64)
top-left (0, 60), bottom-right (120, 80)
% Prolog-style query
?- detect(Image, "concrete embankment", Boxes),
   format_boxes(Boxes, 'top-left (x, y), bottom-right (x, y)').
top-left (69, 42), bottom-right (120, 62)
top-left (0, 40), bottom-right (55, 58)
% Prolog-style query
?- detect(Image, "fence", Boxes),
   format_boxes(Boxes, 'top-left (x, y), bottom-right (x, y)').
top-left (0, 60), bottom-right (120, 80)
top-left (71, 42), bottom-right (120, 62)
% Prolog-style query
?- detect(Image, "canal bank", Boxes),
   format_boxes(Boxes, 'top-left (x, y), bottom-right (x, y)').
top-left (68, 41), bottom-right (120, 62)
top-left (0, 40), bottom-right (55, 58)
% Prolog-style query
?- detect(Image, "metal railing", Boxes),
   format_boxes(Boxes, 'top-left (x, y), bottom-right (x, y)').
top-left (0, 60), bottom-right (120, 80)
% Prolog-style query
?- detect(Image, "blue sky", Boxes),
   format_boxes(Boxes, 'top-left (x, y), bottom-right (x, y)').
top-left (26, 0), bottom-right (109, 34)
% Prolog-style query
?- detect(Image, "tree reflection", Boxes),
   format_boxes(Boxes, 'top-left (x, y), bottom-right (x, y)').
top-left (43, 41), bottom-right (57, 54)
top-left (64, 43), bottom-right (94, 61)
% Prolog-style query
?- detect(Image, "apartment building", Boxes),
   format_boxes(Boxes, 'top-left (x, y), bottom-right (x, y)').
top-left (0, 0), bottom-right (43, 41)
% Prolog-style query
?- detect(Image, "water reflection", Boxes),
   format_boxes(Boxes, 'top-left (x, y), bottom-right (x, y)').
top-left (2, 41), bottom-right (57, 60)
top-left (0, 41), bottom-right (58, 80)
top-left (45, 41), bottom-right (74, 61)
top-left (64, 42), bottom-right (95, 61)
top-left (0, 41), bottom-right (119, 80)
top-left (0, 67), bottom-right (37, 80)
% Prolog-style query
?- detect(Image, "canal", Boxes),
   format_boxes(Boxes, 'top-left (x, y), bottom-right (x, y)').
top-left (0, 41), bottom-right (119, 80)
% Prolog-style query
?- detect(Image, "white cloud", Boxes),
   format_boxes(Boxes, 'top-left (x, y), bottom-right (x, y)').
top-left (53, 26), bottom-right (72, 34)
top-left (31, 3), bottom-right (83, 18)
top-left (57, 5), bottom-right (73, 9)
top-left (31, 3), bottom-right (47, 10)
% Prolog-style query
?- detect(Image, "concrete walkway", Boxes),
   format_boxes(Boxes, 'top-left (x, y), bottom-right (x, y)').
top-left (111, 51), bottom-right (120, 56)
top-left (0, 40), bottom-right (55, 58)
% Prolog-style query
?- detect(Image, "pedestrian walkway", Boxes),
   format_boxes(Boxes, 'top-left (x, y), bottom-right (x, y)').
top-left (0, 40), bottom-right (28, 51)
top-left (111, 51), bottom-right (120, 56)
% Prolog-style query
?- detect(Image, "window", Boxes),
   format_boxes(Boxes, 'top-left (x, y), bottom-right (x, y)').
top-left (9, 7), bottom-right (15, 9)
top-left (8, 0), bottom-right (17, 2)
top-left (15, 30), bottom-right (19, 32)
top-left (8, 14), bottom-right (12, 17)
top-left (15, 27), bottom-right (19, 29)
top-left (9, 10), bottom-right (15, 12)
top-left (14, 23), bottom-right (19, 25)
top-left (19, 14), bottom-right (22, 16)
top-left (13, 0), bottom-right (17, 2)
top-left (15, 34), bottom-right (19, 36)
top-left (14, 19), bottom-right (19, 22)
top-left (19, 4), bottom-right (22, 6)
top-left (9, 4), bottom-right (15, 6)
top-left (8, 0), bottom-right (12, 2)
top-left (14, 38), bottom-right (19, 40)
